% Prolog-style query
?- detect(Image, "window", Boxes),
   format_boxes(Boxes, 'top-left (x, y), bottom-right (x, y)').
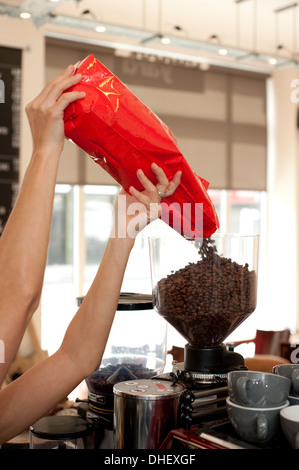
top-left (83, 185), bottom-right (119, 292)
top-left (41, 185), bottom-right (75, 355)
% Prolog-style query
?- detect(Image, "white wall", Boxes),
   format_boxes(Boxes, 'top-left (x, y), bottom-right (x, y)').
top-left (265, 67), bottom-right (299, 332)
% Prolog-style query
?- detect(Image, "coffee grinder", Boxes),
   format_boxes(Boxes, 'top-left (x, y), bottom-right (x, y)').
top-left (148, 233), bottom-right (259, 431)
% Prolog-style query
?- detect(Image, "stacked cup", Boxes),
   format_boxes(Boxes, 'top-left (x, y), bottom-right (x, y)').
top-left (226, 370), bottom-right (291, 445)
top-left (273, 364), bottom-right (299, 405)
top-left (273, 364), bottom-right (299, 448)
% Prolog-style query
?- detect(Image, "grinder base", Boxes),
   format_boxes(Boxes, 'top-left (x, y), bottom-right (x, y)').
top-left (184, 344), bottom-right (245, 377)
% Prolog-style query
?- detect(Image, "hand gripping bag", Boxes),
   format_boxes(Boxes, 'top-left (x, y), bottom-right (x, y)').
top-left (64, 54), bottom-right (219, 238)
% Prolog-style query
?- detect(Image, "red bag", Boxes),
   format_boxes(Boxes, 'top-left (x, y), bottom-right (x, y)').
top-left (64, 54), bottom-right (219, 238)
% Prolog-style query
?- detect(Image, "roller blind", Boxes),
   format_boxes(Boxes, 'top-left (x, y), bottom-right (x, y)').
top-left (46, 39), bottom-right (268, 190)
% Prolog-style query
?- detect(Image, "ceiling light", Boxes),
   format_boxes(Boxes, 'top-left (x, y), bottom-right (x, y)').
top-left (95, 25), bottom-right (106, 33)
top-left (268, 57), bottom-right (277, 65)
top-left (19, 11), bottom-right (31, 19)
top-left (161, 36), bottom-right (171, 45)
top-left (218, 48), bottom-right (228, 56)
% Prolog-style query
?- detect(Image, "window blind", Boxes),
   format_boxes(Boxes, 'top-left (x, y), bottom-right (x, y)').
top-left (46, 39), bottom-right (268, 190)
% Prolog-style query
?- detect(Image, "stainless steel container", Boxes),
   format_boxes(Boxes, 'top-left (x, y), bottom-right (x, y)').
top-left (113, 379), bottom-right (184, 449)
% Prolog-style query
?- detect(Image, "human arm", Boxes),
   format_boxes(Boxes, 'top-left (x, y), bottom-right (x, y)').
top-left (0, 66), bottom-right (85, 383)
top-left (0, 164), bottom-right (181, 444)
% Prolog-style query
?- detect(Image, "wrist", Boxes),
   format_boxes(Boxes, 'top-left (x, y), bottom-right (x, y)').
top-left (105, 235), bottom-right (135, 269)
top-left (28, 149), bottom-right (62, 180)
top-left (31, 147), bottom-right (61, 163)
top-left (108, 233), bottom-right (135, 253)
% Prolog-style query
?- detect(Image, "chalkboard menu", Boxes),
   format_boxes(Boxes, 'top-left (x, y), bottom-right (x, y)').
top-left (0, 47), bottom-right (21, 236)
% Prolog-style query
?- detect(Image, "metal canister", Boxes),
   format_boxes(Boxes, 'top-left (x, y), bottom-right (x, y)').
top-left (113, 379), bottom-right (184, 449)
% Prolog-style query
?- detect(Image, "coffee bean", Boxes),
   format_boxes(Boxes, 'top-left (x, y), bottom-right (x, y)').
top-left (86, 363), bottom-right (154, 395)
top-left (154, 238), bottom-right (257, 348)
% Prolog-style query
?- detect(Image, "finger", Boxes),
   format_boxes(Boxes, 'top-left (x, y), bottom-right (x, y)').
top-left (35, 65), bottom-right (76, 103)
top-left (34, 67), bottom-right (83, 111)
top-left (54, 90), bottom-right (86, 113)
top-left (73, 61), bottom-right (82, 71)
top-left (164, 170), bottom-right (182, 196)
top-left (129, 185), bottom-right (153, 206)
top-left (42, 73), bottom-right (83, 107)
top-left (43, 65), bottom-right (77, 92)
top-left (151, 162), bottom-right (169, 187)
top-left (136, 169), bottom-right (157, 195)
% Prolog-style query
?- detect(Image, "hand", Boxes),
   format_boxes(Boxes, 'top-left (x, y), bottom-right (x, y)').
top-left (113, 163), bottom-right (182, 238)
top-left (25, 65), bottom-right (86, 158)
top-left (130, 162), bottom-right (182, 202)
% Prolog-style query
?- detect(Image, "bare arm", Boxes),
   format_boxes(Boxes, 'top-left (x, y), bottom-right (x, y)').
top-left (0, 165), bottom-right (181, 444)
top-left (0, 66), bottom-right (85, 383)
top-left (0, 235), bottom-right (134, 444)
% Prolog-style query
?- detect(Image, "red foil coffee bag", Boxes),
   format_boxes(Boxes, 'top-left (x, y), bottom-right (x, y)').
top-left (64, 54), bottom-right (219, 238)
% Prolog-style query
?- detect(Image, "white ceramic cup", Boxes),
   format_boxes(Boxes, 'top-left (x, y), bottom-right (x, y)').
top-left (280, 405), bottom-right (299, 449)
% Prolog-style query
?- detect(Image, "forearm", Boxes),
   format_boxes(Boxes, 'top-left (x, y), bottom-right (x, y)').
top-left (0, 150), bottom-right (60, 310)
top-left (60, 235), bottom-right (135, 378)
top-left (0, 236), bottom-right (135, 444)
top-left (0, 64), bottom-right (84, 313)
top-left (0, 151), bottom-right (60, 384)
top-left (0, 350), bottom-right (78, 444)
